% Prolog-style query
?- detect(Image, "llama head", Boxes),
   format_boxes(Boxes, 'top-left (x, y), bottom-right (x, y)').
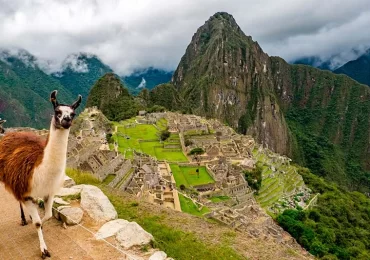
top-left (50, 90), bottom-right (82, 129)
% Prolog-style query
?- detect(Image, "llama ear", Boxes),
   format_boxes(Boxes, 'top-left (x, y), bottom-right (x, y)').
top-left (50, 90), bottom-right (59, 109)
top-left (0, 119), bottom-right (5, 124)
top-left (71, 95), bottom-right (82, 110)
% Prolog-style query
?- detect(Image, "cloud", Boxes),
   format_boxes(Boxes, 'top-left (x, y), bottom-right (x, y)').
top-left (0, 0), bottom-right (369, 75)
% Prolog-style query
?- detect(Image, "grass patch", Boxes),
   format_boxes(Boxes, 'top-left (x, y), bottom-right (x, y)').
top-left (66, 169), bottom-right (245, 260)
top-left (65, 168), bottom-right (101, 185)
top-left (170, 165), bottom-right (215, 188)
top-left (114, 120), bottom-right (188, 162)
top-left (178, 194), bottom-right (210, 216)
top-left (102, 174), bottom-right (116, 185)
top-left (104, 190), bottom-right (244, 260)
top-left (209, 196), bottom-right (230, 203)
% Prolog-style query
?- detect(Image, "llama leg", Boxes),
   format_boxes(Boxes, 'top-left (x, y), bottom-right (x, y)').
top-left (41, 195), bottom-right (53, 224)
top-left (24, 201), bottom-right (51, 258)
top-left (20, 202), bottom-right (28, 226)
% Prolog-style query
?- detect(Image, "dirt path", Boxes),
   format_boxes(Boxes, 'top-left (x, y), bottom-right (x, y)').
top-left (0, 184), bottom-right (129, 260)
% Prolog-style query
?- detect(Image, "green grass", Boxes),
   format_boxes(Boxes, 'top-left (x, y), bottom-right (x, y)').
top-left (105, 190), bottom-right (244, 260)
top-left (65, 168), bottom-right (101, 185)
top-left (170, 165), bottom-right (215, 188)
top-left (102, 174), bottom-right (116, 185)
top-left (209, 196), bottom-right (230, 203)
top-left (156, 118), bottom-right (168, 131)
top-left (178, 194), bottom-right (210, 216)
top-left (113, 120), bottom-right (188, 162)
top-left (66, 169), bottom-right (245, 260)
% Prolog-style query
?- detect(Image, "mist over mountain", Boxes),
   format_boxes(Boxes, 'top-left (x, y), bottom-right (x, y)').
top-left (334, 48), bottom-right (370, 86)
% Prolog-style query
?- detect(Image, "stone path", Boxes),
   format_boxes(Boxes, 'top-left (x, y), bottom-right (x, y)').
top-left (0, 184), bottom-right (128, 260)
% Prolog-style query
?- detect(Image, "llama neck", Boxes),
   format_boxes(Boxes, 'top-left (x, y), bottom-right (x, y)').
top-left (43, 118), bottom-right (70, 165)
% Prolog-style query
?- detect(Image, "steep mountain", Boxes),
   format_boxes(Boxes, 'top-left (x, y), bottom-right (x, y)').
top-left (171, 12), bottom-right (292, 155)
top-left (52, 53), bottom-right (113, 103)
top-left (334, 48), bottom-right (370, 86)
top-left (152, 12), bottom-right (370, 192)
top-left (0, 50), bottom-right (74, 128)
top-left (86, 73), bottom-right (138, 121)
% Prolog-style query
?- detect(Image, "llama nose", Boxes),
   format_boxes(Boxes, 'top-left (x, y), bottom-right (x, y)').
top-left (64, 116), bottom-right (71, 122)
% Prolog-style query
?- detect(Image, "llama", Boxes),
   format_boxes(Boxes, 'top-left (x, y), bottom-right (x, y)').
top-left (0, 90), bottom-right (81, 258)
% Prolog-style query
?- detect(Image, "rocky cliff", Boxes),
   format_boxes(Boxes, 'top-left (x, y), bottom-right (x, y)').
top-left (153, 12), bottom-right (370, 191)
top-left (171, 12), bottom-right (292, 156)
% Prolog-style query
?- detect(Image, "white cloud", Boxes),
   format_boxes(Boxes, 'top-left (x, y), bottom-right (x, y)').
top-left (0, 0), bottom-right (369, 75)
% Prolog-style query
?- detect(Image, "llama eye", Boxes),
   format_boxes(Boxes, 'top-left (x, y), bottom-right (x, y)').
top-left (56, 112), bottom-right (62, 118)
top-left (71, 113), bottom-right (76, 118)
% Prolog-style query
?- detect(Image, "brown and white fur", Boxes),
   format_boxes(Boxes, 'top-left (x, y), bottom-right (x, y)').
top-left (0, 90), bottom-right (81, 259)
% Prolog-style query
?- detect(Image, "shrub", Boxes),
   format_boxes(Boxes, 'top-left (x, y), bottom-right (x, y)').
top-left (189, 148), bottom-right (205, 155)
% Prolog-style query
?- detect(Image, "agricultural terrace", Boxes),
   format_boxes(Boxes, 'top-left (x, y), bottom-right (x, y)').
top-left (169, 164), bottom-right (215, 188)
top-left (178, 194), bottom-right (210, 216)
top-left (113, 117), bottom-right (188, 162)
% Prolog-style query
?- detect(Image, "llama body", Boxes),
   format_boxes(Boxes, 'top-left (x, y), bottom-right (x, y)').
top-left (0, 91), bottom-right (81, 258)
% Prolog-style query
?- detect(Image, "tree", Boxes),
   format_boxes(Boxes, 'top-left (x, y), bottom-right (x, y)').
top-left (189, 147), bottom-right (205, 155)
top-left (160, 129), bottom-right (171, 141)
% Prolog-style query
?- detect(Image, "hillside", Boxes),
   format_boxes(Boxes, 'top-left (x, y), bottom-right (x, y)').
top-left (0, 50), bottom-right (74, 128)
top-left (52, 53), bottom-right (113, 104)
top-left (150, 12), bottom-right (370, 192)
top-left (85, 73), bottom-right (138, 121)
top-left (334, 49), bottom-right (370, 86)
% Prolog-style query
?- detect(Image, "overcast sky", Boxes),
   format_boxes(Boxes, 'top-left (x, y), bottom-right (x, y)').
top-left (1, 0), bottom-right (370, 75)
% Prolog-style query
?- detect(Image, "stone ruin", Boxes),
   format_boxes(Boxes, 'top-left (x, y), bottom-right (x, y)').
top-left (165, 112), bottom-right (209, 134)
top-left (124, 153), bottom-right (181, 211)
top-left (66, 108), bottom-right (132, 182)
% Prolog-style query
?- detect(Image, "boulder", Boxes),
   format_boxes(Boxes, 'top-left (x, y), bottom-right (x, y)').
top-left (80, 185), bottom-right (117, 223)
top-left (56, 186), bottom-right (83, 197)
top-left (64, 175), bottom-right (76, 188)
top-left (95, 219), bottom-right (129, 240)
top-left (60, 207), bottom-right (84, 225)
top-left (54, 197), bottom-right (70, 205)
top-left (149, 251), bottom-right (167, 260)
top-left (116, 222), bottom-right (153, 249)
top-left (53, 206), bottom-right (71, 220)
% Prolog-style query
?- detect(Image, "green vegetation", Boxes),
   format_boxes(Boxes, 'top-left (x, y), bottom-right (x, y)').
top-left (102, 174), bottom-right (116, 185)
top-left (170, 164), bottom-right (214, 188)
top-left (189, 147), bottom-right (205, 155)
top-left (277, 167), bottom-right (370, 259)
top-left (244, 164), bottom-right (263, 192)
top-left (65, 168), bottom-right (101, 185)
top-left (105, 190), bottom-right (245, 260)
top-left (66, 169), bottom-right (244, 260)
top-left (0, 52), bottom-right (74, 128)
top-left (160, 129), bottom-right (170, 141)
top-left (209, 196), bottom-right (230, 203)
top-left (52, 53), bottom-right (112, 105)
top-left (178, 194), bottom-right (210, 216)
top-left (113, 119), bottom-right (187, 162)
top-left (86, 73), bottom-right (139, 121)
top-left (253, 151), bottom-right (305, 210)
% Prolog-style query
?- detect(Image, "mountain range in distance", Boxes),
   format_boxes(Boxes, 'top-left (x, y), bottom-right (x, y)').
top-left (293, 48), bottom-right (370, 87)
top-left (0, 50), bottom-right (173, 128)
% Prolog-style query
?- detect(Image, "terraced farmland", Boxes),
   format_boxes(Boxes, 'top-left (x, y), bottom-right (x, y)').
top-left (113, 117), bottom-right (188, 162)
top-left (253, 150), bottom-right (308, 212)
